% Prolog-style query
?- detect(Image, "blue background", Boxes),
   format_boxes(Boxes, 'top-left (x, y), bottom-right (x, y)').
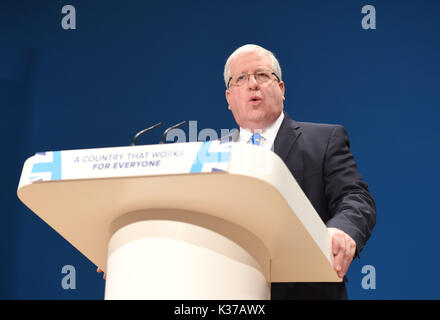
top-left (2, 0), bottom-right (439, 299)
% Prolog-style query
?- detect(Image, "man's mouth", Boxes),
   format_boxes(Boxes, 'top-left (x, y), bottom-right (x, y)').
top-left (249, 96), bottom-right (262, 102)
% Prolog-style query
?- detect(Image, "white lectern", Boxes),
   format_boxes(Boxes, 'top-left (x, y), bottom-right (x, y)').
top-left (17, 141), bottom-right (340, 300)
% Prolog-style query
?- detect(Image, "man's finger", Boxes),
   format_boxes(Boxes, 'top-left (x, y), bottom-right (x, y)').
top-left (338, 237), bottom-right (356, 278)
top-left (334, 254), bottom-right (344, 278)
top-left (332, 232), bottom-right (342, 256)
top-left (340, 237), bottom-right (350, 272)
top-left (332, 236), bottom-right (345, 277)
top-left (97, 267), bottom-right (106, 279)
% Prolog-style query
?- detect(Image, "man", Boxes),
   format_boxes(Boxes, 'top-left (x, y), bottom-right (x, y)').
top-left (223, 44), bottom-right (376, 299)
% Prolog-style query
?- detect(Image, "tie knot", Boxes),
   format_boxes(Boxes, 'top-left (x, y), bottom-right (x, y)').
top-left (249, 133), bottom-right (263, 146)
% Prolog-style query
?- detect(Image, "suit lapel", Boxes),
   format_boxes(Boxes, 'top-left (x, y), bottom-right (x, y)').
top-left (274, 113), bottom-right (301, 162)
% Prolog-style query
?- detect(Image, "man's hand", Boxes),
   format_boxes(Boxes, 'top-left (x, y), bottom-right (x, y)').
top-left (328, 228), bottom-right (356, 279)
top-left (97, 267), bottom-right (106, 280)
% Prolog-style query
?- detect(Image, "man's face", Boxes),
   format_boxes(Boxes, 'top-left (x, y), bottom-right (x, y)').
top-left (225, 52), bottom-right (285, 130)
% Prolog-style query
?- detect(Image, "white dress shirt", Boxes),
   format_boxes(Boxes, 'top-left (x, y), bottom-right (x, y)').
top-left (238, 112), bottom-right (285, 151)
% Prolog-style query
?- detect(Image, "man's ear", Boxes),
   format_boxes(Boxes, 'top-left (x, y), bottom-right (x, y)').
top-left (279, 81), bottom-right (285, 97)
top-left (225, 89), bottom-right (231, 110)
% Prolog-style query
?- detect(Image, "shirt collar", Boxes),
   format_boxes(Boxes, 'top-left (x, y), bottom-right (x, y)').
top-left (239, 112), bottom-right (285, 145)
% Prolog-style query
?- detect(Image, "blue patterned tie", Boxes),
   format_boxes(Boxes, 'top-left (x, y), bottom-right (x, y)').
top-left (249, 133), bottom-right (262, 146)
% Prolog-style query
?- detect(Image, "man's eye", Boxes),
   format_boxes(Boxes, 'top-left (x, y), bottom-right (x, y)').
top-left (257, 72), bottom-right (270, 79)
top-left (236, 75), bottom-right (246, 82)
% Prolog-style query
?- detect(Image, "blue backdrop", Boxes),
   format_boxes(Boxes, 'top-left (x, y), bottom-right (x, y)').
top-left (2, 0), bottom-right (439, 299)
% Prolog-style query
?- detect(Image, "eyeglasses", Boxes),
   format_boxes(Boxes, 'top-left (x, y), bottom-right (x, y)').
top-left (227, 70), bottom-right (280, 89)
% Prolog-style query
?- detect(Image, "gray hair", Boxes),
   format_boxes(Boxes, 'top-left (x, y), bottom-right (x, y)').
top-left (223, 44), bottom-right (282, 88)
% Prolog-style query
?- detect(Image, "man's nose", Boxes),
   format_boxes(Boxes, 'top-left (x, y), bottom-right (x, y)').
top-left (247, 74), bottom-right (259, 89)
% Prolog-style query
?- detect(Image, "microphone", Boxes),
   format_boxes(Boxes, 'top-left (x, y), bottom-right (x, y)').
top-left (130, 122), bottom-right (162, 146)
top-left (159, 121), bottom-right (187, 144)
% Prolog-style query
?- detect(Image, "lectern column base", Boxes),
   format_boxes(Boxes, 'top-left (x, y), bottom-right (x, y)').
top-left (104, 210), bottom-right (270, 300)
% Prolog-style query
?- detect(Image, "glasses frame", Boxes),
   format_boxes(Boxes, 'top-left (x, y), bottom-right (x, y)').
top-left (227, 70), bottom-right (281, 89)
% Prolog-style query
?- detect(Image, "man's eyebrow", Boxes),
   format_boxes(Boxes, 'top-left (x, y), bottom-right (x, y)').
top-left (236, 68), bottom-right (269, 74)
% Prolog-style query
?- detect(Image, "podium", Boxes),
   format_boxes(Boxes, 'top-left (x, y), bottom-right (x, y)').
top-left (17, 141), bottom-right (341, 300)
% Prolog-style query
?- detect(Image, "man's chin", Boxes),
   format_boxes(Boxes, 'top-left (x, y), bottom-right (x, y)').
top-left (240, 119), bottom-right (270, 130)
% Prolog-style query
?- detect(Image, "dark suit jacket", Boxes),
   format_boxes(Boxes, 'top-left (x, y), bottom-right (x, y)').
top-left (224, 113), bottom-right (376, 299)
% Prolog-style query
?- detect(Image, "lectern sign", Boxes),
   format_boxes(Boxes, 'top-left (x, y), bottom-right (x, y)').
top-left (23, 141), bottom-right (232, 184)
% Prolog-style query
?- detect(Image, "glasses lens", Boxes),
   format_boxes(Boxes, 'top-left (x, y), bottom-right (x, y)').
top-left (255, 71), bottom-right (271, 83)
top-left (233, 73), bottom-right (248, 86)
